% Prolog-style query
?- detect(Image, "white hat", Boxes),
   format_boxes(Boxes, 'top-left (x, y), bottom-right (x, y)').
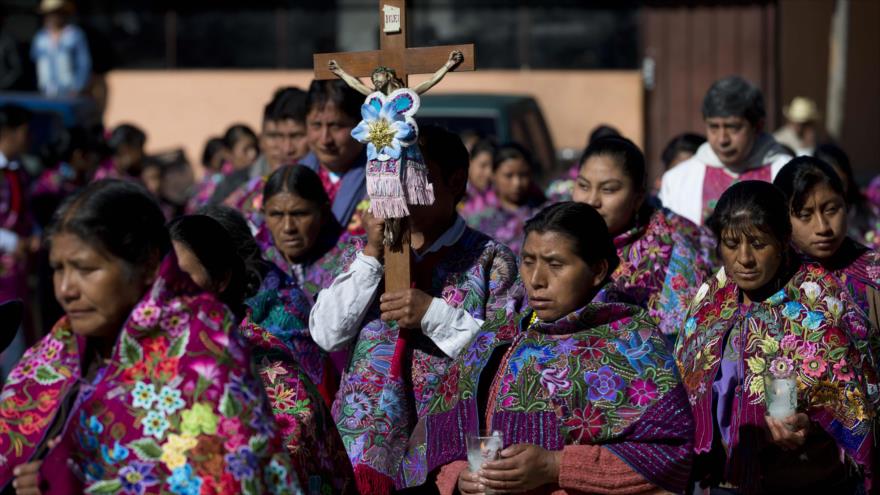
top-left (783, 97), bottom-right (821, 124)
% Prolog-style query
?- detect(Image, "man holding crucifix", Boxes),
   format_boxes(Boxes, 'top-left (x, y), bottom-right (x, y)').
top-left (310, 124), bottom-right (520, 493)
top-left (310, 3), bottom-right (520, 492)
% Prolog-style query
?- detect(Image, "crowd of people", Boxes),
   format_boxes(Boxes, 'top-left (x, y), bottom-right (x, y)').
top-left (0, 65), bottom-right (879, 495)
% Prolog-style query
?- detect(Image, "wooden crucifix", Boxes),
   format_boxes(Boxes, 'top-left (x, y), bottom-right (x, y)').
top-left (313, 0), bottom-right (474, 293)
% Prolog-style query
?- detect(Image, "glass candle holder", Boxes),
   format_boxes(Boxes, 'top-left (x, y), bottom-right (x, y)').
top-left (466, 430), bottom-right (503, 473)
top-left (764, 373), bottom-right (797, 419)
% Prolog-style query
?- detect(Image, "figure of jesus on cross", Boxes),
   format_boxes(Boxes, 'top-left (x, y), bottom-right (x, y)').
top-left (313, 0), bottom-right (474, 293)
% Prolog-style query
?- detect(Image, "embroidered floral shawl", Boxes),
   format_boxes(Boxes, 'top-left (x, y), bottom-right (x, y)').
top-left (0, 319), bottom-right (82, 488)
top-left (424, 302), bottom-right (694, 493)
top-left (674, 264), bottom-right (878, 491)
top-left (1, 256), bottom-right (303, 494)
top-left (597, 207), bottom-right (713, 337)
top-left (186, 162), bottom-right (235, 215)
top-left (239, 266), bottom-right (353, 494)
top-left (331, 228), bottom-right (519, 493)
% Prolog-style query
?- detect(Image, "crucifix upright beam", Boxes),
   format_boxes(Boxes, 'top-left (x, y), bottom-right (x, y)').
top-left (313, 0), bottom-right (475, 293)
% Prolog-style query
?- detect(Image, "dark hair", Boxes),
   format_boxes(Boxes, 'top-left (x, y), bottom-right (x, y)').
top-left (264, 87), bottom-right (308, 124)
top-left (263, 164), bottom-right (331, 207)
top-left (661, 133), bottom-right (706, 169)
top-left (419, 125), bottom-right (470, 186)
top-left (579, 136), bottom-right (647, 193)
top-left (706, 180), bottom-right (791, 246)
top-left (201, 137), bottom-right (225, 169)
top-left (0, 105), bottom-right (32, 135)
top-left (305, 79), bottom-right (362, 122)
top-left (587, 124), bottom-right (621, 145)
top-left (702, 76), bottom-right (766, 126)
top-left (492, 143), bottom-right (534, 173)
top-left (44, 125), bottom-right (102, 164)
top-left (48, 180), bottom-right (170, 269)
top-left (470, 139), bottom-right (497, 161)
top-left (222, 124), bottom-right (257, 150)
top-left (168, 215), bottom-right (248, 317)
top-left (524, 201), bottom-right (620, 276)
top-left (107, 123), bottom-right (146, 152)
top-left (773, 156), bottom-right (846, 214)
top-left (197, 205), bottom-right (265, 298)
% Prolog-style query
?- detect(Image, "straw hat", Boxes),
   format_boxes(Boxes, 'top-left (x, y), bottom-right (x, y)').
top-left (783, 97), bottom-right (821, 124)
top-left (39, 0), bottom-right (71, 14)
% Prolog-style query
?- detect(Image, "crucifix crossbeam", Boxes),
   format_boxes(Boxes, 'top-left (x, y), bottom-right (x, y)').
top-left (313, 0), bottom-right (475, 85)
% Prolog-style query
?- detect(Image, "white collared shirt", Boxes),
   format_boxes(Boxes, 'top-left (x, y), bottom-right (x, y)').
top-left (309, 215), bottom-right (483, 359)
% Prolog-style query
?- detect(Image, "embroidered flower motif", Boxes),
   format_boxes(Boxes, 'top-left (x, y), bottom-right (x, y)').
top-left (131, 381), bottom-right (158, 409)
top-left (782, 301), bottom-right (804, 320)
top-left (563, 404), bottom-right (605, 443)
top-left (116, 461), bottom-right (158, 495)
top-left (767, 289), bottom-right (786, 305)
top-left (441, 286), bottom-right (466, 307)
top-left (770, 357), bottom-right (795, 379)
top-left (225, 446), bottom-right (259, 481)
top-left (683, 317), bottom-right (697, 337)
top-left (627, 378), bottom-right (659, 406)
top-left (100, 441), bottom-right (129, 465)
top-left (180, 402), bottom-right (218, 437)
top-left (802, 311), bottom-right (824, 330)
top-left (132, 302), bottom-right (161, 328)
top-left (780, 334), bottom-right (799, 352)
top-left (802, 355), bottom-right (827, 378)
top-left (189, 358), bottom-right (219, 383)
top-left (264, 457), bottom-right (290, 493)
top-left (168, 463), bottom-right (203, 495)
top-left (40, 339), bottom-right (64, 362)
top-left (142, 411), bottom-right (170, 440)
top-left (823, 296), bottom-right (843, 318)
top-left (799, 281), bottom-right (821, 303)
top-left (832, 359), bottom-right (854, 382)
top-left (584, 366), bottom-right (625, 402)
top-left (160, 311), bottom-right (190, 336)
top-left (716, 268), bottom-right (728, 287)
top-left (156, 386), bottom-right (186, 416)
top-left (694, 283), bottom-right (710, 305)
top-left (161, 433), bottom-right (198, 470)
top-left (797, 341), bottom-right (818, 358)
top-left (539, 366), bottom-right (571, 397)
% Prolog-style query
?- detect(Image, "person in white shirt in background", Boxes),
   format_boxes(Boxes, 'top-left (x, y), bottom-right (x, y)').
top-left (309, 125), bottom-right (520, 493)
top-left (659, 75), bottom-right (792, 226)
top-left (773, 96), bottom-right (823, 157)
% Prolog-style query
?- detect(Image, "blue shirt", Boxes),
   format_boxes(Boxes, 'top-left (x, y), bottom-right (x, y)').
top-left (30, 25), bottom-right (91, 96)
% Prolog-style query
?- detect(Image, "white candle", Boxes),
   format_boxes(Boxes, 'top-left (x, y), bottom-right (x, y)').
top-left (766, 377), bottom-right (796, 418)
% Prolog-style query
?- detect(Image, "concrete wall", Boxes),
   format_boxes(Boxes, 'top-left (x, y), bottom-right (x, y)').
top-left (104, 69), bottom-right (643, 177)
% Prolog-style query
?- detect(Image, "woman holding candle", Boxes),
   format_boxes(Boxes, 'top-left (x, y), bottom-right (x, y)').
top-left (773, 155), bottom-right (880, 340)
top-left (428, 202), bottom-right (694, 494)
top-left (675, 181), bottom-right (877, 493)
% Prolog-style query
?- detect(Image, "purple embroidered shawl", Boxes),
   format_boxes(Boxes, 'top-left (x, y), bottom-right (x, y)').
top-left (675, 263), bottom-right (878, 492)
top-left (330, 228), bottom-right (519, 493)
top-left (424, 303), bottom-right (694, 493)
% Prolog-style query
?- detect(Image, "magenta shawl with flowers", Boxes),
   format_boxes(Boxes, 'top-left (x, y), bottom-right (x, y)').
top-left (675, 263), bottom-right (878, 491)
top-left (6, 256), bottom-right (303, 494)
top-left (0, 319), bottom-right (82, 489)
top-left (423, 302), bottom-right (694, 493)
top-left (597, 207), bottom-right (713, 337)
